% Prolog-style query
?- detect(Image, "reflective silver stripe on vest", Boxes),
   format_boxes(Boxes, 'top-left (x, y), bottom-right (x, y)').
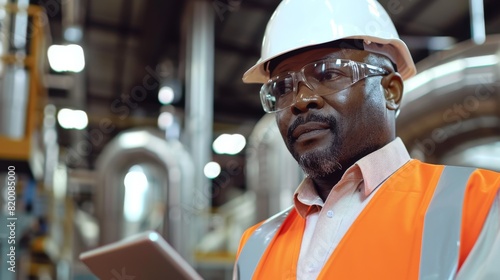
top-left (419, 166), bottom-right (476, 280)
top-left (236, 206), bottom-right (293, 280)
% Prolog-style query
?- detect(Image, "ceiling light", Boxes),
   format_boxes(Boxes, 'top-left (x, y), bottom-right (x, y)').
top-left (157, 111), bottom-right (174, 130)
top-left (48, 44), bottom-right (85, 73)
top-left (57, 108), bottom-right (88, 130)
top-left (204, 161), bottom-right (221, 179)
top-left (158, 86), bottom-right (175, 104)
top-left (212, 133), bottom-right (246, 155)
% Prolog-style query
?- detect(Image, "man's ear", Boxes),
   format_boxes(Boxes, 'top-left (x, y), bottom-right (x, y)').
top-left (381, 72), bottom-right (403, 111)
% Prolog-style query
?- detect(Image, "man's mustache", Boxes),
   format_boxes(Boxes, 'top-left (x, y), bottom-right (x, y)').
top-left (287, 114), bottom-right (337, 144)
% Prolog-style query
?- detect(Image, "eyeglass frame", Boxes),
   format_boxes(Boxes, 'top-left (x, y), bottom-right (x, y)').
top-left (260, 58), bottom-right (390, 113)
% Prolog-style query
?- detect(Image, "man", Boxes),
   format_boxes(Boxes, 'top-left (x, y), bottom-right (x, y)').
top-left (234, 0), bottom-right (500, 279)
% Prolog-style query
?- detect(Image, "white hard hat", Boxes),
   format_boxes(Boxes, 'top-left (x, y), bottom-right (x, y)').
top-left (243, 0), bottom-right (417, 83)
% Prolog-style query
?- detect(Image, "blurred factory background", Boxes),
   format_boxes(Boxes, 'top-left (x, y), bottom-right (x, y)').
top-left (0, 0), bottom-right (499, 279)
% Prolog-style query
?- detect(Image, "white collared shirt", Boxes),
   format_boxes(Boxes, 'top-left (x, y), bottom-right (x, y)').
top-left (294, 137), bottom-right (411, 279)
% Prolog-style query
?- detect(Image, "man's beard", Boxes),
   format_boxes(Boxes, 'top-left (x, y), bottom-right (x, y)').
top-left (286, 114), bottom-right (343, 178)
top-left (296, 145), bottom-right (343, 178)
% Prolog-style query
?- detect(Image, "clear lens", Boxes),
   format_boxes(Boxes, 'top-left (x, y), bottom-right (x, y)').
top-left (306, 60), bottom-right (352, 90)
top-left (260, 59), bottom-right (388, 113)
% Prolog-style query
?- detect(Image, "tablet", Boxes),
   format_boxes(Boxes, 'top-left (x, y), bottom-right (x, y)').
top-left (79, 231), bottom-right (203, 280)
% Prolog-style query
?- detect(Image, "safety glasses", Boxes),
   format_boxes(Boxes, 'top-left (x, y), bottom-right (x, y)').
top-left (260, 58), bottom-right (389, 113)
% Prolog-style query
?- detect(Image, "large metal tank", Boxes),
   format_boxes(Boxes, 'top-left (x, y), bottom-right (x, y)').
top-left (397, 35), bottom-right (500, 171)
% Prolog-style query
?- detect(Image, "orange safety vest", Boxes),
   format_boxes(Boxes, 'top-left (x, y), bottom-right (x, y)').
top-left (235, 160), bottom-right (500, 279)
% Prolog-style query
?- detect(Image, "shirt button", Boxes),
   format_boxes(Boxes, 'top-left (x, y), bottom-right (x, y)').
top-left (326, 210), bottom-right (334, 218)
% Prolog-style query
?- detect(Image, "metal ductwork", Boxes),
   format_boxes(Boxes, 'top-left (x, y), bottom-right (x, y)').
top-left (94, 128), bottom-right (195, 262)
top-left (397, 35), bottom-right (500, 171)
top-left (246, 113), bottom-right (304, 222)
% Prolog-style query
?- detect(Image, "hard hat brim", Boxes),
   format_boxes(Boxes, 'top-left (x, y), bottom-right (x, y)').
top-left (242, 36), bottom-right (416, 84)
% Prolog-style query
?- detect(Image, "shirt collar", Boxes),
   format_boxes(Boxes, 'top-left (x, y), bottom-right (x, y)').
top-left (293, 137), bottom-right (411, 218)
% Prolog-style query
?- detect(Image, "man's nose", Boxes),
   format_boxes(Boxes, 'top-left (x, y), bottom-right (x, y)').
top-left (291, 83), bottom-right (325, 114)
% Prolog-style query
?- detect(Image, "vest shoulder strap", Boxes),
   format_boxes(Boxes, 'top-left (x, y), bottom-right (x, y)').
top-left (419, 165), bottom-right (476, 280)
top-left (235, 205), bottom-right (293, 280)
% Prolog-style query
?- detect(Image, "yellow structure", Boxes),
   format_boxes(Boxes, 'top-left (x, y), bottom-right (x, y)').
top-left (0, 4), bottom-right (47, 163)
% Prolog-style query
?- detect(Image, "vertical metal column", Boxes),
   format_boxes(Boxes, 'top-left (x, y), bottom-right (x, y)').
top-left (61, 0), bottom-right (88, 169)
top-left (469, 0), bottom-right (485, 44)
top-left (184, 0), bottom-right (214, 264)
